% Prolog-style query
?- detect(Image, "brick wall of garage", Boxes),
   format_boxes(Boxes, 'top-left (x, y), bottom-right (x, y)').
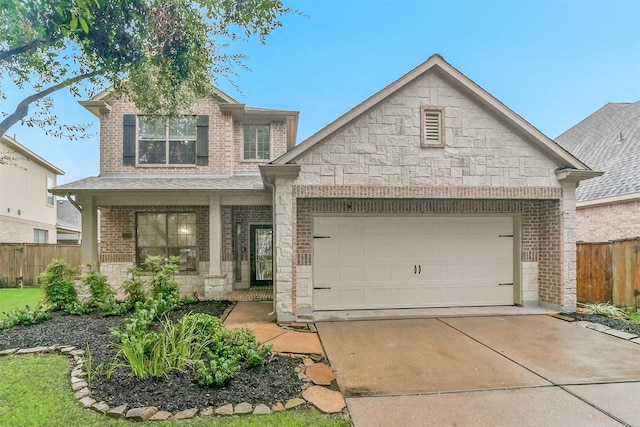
top-left (295, 197), bottom-right (562, 306)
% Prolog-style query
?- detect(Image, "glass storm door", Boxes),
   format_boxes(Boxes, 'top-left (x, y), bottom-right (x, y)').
top-left (250, 224), bottom-right (273, 286)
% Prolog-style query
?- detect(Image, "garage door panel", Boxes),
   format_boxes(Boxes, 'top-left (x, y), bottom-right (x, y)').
top-left (390, 288), bottom-right (415, 305)
top-left (313, 216), bottom-right (514, 310)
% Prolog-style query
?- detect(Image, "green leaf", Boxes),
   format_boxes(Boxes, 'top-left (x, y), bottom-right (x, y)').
top-left (78, 16), bottom-right (89, 33)
top-left (70, 16), bottom-right (78, 30)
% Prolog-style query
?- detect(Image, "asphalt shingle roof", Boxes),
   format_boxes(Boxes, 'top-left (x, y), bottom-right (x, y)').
top-left (555, 101), bottom-right (640, 202)
top-left (52, 174), bottom-right (265, 193)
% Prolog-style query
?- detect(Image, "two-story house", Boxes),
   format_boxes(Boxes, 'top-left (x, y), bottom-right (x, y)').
top-left (53, 88), bottom-right (298, 298)
top-left (0, 135), bottom-right (64, 244)
top-left (54, 55), bottom-right (599, 322)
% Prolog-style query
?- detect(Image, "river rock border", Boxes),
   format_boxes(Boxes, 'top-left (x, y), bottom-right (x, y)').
top-left (0, 346), bottom-right (346, 421)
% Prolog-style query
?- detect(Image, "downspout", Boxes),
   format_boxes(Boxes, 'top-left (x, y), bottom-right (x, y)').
top-left (65, 193), bottom-right (82, 212)
top-left (263, 177), bottom-right (277, 317)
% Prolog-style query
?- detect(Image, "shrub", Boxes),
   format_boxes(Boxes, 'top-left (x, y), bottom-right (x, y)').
top-left (39, 259), bottom-right (78, 310)
top-left (64, 301), bottom-right (94, 315)
top-left (122, 266), bottom-right (147, 305)
top-left (122, 256), bottom-right (180, 305)
top-left (0, 303), bottom-right (50, 329)
top-left (81, 263), bottom-right (130, 316)
top-left (579, 302), bottom-right (629, 319)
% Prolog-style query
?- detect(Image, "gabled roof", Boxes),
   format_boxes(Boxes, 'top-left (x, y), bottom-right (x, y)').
top-left (79, 85), bottom-right (239, 117)
top-left (0, 135), bottom-right (64, 175)
top-left (555, 101), bottom-right (640, 203)
top-left (271, 54), bottom-right (590, 171)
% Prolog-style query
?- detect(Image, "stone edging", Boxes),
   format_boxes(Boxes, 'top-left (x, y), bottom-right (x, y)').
top-left (550, 313), bottom-right (640, 345)
top-left (0, 346), bottom-right (346, 421)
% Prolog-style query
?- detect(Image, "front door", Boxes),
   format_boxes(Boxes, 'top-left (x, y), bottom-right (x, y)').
top-left (250, 224), bottom-right (273, 286)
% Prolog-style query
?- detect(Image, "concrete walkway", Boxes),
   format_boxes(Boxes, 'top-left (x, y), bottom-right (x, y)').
top-left (223, 301), bottom-right (324, 356)
top-left (317, 315), bottom-right (640, 426)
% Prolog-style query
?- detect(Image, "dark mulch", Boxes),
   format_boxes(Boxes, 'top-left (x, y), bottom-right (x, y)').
top-left (561, 312), bottom-right (640, 335)
top-left (0, 301), bottom-right (304, 412)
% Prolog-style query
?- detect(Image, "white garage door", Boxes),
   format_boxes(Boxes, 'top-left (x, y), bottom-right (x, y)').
top-left (313, 216), bottom-right (514, 310)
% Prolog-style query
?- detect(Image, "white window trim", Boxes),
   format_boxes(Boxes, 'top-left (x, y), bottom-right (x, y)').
top-left (420, 107), bottom-right (445, 148)
top-left (242, 123), bottom-right (271, 160)
top-left (136, 116), bottom-right (197, 166)
top-left (46, 176), bottom-right (55, 207)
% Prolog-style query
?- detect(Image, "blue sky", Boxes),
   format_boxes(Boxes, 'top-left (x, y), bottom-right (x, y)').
top-left (3, 0), bottom-right (640, 184)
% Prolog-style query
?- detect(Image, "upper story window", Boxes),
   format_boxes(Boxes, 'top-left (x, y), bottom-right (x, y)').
top-left (46, 176), bottom-right (54, 206)
top-left (123, 114), bottom-right (208, 167)
top-left (243, 124), bottom-right (270, 160)
top-left (138, 116), bottom-right (197, 165)
top-left (420, 107), bottom-right (445, 148)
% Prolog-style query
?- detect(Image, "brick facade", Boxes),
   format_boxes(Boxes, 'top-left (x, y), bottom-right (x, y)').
top-left (99, 96), bottom-right (288, 175)
top-left (576, 200), bottom-right (640, 242)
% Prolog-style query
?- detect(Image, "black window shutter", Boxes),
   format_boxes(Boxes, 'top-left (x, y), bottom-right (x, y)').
top-left (123, 114), bottom-right (136, 165)
top-left (196, 115), bottom-right (209, 166)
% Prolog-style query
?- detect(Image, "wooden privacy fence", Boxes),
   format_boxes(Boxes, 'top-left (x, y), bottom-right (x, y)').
top-left (577, 238), bottom-right (640, 307)
top-left (0, 244), bottom-right (82, 288)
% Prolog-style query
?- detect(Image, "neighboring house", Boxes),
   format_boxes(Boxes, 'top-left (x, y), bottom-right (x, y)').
top-left (53, 54), bottom-right (600, 322)
top-left (56, 199), bottom-right (82, 244)
top-left (555, 101), bottom-right (640, 242)
top-left (0, 135), bottom-right (64, 244)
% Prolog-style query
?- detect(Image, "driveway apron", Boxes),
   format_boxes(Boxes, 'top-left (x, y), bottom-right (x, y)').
top-left (316, 315), bottom-right (640, 426)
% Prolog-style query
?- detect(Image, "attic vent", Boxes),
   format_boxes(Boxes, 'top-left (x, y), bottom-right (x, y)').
top-left (421, 107), bottom-right (444, 147)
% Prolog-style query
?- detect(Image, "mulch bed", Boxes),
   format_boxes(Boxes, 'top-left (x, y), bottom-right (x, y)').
top-left (561, 312), bottom-right (640, 336)
top-left (0, 301), bottom-right (304, 412)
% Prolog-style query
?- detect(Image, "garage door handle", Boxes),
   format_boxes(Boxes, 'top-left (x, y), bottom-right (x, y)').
top-left (418, 265), bottom-right (421, 274)
top-left (499, 283), bottom-right (513, 286)
top-left (314, 287), bottom-right (331, 290)
top-left (414, 265), bottom-right (417, 274)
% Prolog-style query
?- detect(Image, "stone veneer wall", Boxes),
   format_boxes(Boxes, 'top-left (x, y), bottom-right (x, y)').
top-left (576, 200), bottom-right (640, 242)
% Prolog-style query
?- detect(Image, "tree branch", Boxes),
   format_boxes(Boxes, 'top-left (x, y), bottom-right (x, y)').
top-left (0, 37), bottom-right (59, 62)
top-left (0, 69), bottom-right (105, 137)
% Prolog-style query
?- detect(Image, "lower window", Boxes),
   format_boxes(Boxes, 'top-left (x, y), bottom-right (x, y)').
top-left (136, 212), bottom-right (197, 272)
top-left (34, 229), bottom-right (48, 243)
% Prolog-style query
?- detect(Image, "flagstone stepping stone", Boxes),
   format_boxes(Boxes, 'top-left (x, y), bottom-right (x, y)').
top-left (302, 386), bottom-right (346, 413)
top-left (79, 396), bottom-right (97, 408)
top-left (305, 362), bottom-right (335, 385)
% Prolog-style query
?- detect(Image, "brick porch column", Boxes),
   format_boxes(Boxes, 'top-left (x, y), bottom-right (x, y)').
top-left (209, 194), bottom-right (221, 275)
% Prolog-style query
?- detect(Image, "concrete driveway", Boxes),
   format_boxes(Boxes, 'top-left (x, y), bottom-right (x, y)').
top-left (316, 315), bottom-right (640, 426)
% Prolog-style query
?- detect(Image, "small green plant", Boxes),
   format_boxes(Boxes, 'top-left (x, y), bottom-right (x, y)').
top-left (0, 303), bottom-right (50, 329)
top-left (63, 301), bottom-right (93, 315)
top-left (195, 355), bottom-right (240, 386)
top-left (579, 302), bottom-right (629, 319)
top-left (39, 259), bottom-right (79, 310)
top-left (122, 265), bottom-right (148, 305)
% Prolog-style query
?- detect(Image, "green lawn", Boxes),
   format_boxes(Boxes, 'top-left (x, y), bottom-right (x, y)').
top-left (0, 287), bottom-right (43, 314)
top-left (0, 355), bottom-right (350, 427)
